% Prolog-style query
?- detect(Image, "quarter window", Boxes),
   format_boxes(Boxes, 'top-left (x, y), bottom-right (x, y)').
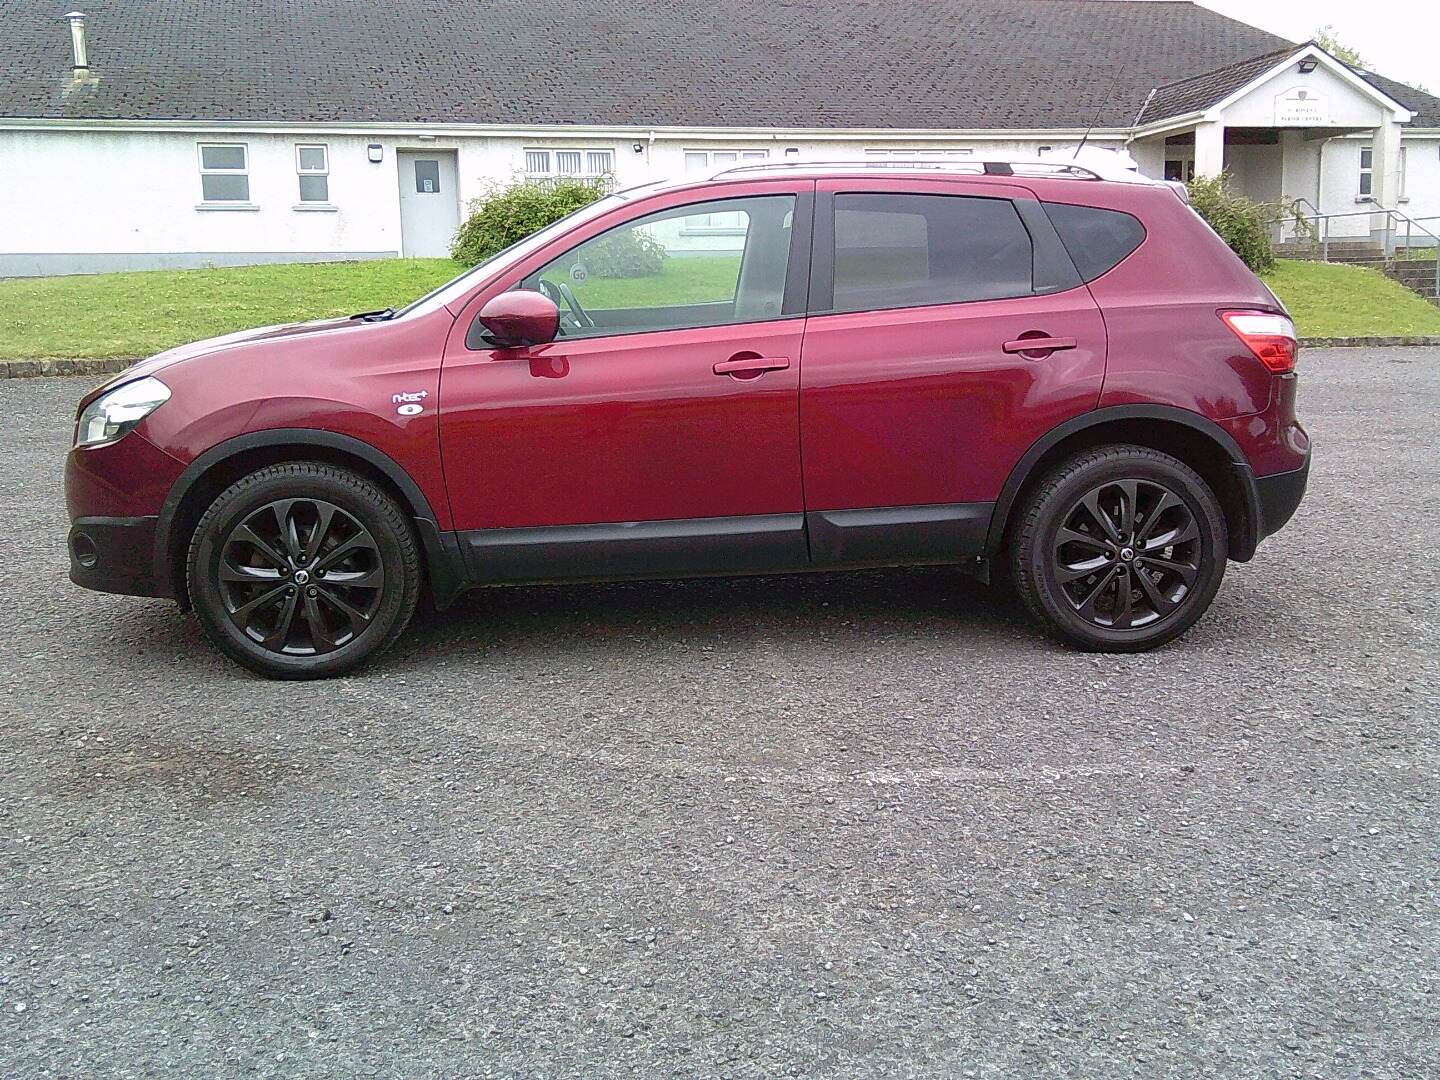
top-left (514, 194), bottom-right (796, 340)
top-left (296, 144), bottom-right (330, 203)
top-left (829, 193), bottom-right (1033, 313)
top-left (198, 143), bottom-right (249, 203)
top-left (1042, 202), bottom-right (1146, 282)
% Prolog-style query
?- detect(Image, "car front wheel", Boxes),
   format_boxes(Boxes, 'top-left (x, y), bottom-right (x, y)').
top-left (1010, 445), bottom-right (1228, 652)
top-left (187, 463), bottom-right (421, 679)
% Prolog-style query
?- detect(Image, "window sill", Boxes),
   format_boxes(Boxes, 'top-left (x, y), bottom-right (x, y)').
top-left (1354, 195), bottom-right (1376, 204)
top-left (195, 202), bottom-right (260, 212)
top-left (292, 203), bottom-right (339, 212)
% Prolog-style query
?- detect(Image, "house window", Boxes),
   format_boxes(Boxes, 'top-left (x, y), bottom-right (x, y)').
top-left (683, 149), bottom-right (769, 173)
top-left (1359, 145), bottom-right (1373, 197)
top-left (681, 151), bottom-right (769, 230)
top-left (864, 148), bottom-right (974, 164)
top-left (524, 148), bottom-right (615, 180)
top-left (198, 143), bottom-right (249, 202)
top-left (296, 144), bottom-right (330, 203)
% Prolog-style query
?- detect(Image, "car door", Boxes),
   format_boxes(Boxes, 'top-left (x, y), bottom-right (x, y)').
top-left (799, 176), bottom-right (1107, 567)
top-left (439, 181), bottom-right (814, 583)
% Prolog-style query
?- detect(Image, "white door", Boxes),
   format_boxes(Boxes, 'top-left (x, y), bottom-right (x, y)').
top-left (397, 150), bottom-right (460, 258)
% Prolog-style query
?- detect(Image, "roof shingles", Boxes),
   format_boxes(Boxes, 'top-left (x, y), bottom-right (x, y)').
top-left (2, 0), bottom-right (1436, 129)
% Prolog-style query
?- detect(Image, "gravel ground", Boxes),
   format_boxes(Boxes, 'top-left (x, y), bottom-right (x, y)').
top-left (1, 350), bottom-right (1437, 1079)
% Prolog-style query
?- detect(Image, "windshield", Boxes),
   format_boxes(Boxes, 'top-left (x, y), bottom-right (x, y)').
top-left (394, 192), bottom-right (632, 318)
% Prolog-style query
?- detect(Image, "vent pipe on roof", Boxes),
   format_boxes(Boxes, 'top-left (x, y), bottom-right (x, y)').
top-left (65, 11), bottom-right (88, 73)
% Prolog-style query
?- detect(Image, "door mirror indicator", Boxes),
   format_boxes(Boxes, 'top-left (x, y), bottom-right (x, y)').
top-left (478, 290), bottom-right (560, 349)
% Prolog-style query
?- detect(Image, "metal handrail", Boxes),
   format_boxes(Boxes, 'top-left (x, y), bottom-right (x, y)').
top-left (1283, 201), bottom-right (1439, 297)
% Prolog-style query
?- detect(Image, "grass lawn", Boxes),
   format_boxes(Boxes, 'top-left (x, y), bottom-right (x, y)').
top-left (3, 255), bottom-right (1438, 360)
top-left (0, 259), bottom-right (462, 359)
top-left (1259, 260), bottom-right (1440, 338)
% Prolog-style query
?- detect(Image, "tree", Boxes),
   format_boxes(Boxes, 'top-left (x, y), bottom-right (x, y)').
top-left (1313, 25), bottom-right (1365, 69)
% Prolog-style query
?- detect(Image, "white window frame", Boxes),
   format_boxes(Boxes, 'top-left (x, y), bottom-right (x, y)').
top-left (196, 142), bottom-right (252, 207)
top-left (864, 147), bottom-right (974, 163)
top-left (1358, 144), bottom-right (1374, 200)
top-left (681, 149), bottom-right (769, 232)
top-left (294, 143), bottom-right (332, 207)
top-left (523, 147), bottom-right (615, 181)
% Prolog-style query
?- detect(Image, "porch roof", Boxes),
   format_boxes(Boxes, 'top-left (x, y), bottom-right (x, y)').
top-left (1140, 43), bottom-right (1440, 128)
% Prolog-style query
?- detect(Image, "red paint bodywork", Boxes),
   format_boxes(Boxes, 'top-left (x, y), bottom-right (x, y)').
top-left (66, 167), bottom-right (1309, 593)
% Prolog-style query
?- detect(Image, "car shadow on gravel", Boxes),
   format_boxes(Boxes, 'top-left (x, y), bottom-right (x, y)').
top-left (393, 565), bottom-right (1033, 660)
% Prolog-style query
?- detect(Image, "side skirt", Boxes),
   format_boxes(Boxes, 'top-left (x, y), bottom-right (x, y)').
top-left (447, 503), bottom-right (995, 591)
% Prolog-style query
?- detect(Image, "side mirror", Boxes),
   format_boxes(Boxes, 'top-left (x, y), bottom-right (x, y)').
top-left (477, 290), bottom-right (559, 349)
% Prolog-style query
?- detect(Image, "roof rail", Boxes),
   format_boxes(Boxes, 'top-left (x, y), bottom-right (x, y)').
top-left (710, 158), bottom-right (1106, 181)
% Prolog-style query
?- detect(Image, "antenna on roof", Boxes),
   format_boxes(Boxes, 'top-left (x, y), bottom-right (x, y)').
top-left (1074, 67), bottom-right (1129, 159)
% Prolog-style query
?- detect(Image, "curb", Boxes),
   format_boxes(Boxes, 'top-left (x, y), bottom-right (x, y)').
top-left (1299, 335), bottom-right (1440, 348)
top-left (3, 358), bottom-right (138, 380)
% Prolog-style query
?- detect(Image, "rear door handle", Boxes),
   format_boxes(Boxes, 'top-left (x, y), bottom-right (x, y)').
top-left (713, 355), bottom-right (791, 376)
top-left (1003, 335), bottom-right (1077, 355)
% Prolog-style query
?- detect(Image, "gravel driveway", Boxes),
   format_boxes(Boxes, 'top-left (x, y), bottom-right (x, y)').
top-left (2, 349), bottom-right (1437, 1079)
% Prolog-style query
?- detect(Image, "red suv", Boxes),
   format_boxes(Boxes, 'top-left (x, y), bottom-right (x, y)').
top-left (66, 161), bottom-right (1309, 679)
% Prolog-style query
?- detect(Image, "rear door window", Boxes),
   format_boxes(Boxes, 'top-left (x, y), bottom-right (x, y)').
top-left (1042, 202), bottom-right (1145, 282)
top-left (829, 193), bottom-right (1033, 313)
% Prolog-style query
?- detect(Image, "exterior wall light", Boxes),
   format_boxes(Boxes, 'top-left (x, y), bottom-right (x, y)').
top-left (367, 143), bottom-right (383, 163)
top-left (1298, 59), bottom-right (1318, 73)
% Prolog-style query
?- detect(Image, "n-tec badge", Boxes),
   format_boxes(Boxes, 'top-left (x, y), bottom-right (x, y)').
top-left (397, 403), bottom-right (424, 416)
top-left (392, 390), bottom-right (428, 404)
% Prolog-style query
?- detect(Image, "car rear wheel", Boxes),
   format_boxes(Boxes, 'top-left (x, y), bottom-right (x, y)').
top-left (1010, 445), bottom-right (1227, 652)
top-left (187, 463), bottom-right (421, 679)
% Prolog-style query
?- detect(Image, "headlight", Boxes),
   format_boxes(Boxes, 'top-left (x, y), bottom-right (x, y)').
top-left (75, 376), bottom-right (172, 448)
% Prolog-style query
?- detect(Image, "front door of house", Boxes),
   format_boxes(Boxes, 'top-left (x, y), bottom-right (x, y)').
top-left (397, 150), bottom-right (460, 257)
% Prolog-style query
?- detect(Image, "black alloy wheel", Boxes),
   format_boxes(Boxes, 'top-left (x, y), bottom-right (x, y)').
top-left (188, 463), bottom-right (421, 679)
top-left (1011, 445), bottom-right (1228, 652)
top-left (1051, 478), bottom-right (1201, 631)
top-left (219, 498), bottom-right (385, 655)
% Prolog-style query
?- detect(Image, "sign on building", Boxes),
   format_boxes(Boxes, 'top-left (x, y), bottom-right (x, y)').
top-left (1274, 87), bottom-right (1329, 126)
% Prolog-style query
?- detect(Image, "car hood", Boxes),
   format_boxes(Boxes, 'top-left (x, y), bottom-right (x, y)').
top-left (107, 316), bottom-right (370, 385)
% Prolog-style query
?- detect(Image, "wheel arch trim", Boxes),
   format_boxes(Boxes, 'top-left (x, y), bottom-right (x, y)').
top-left (984, 405), bottom-right (1260, 558)
top-left (153, 428), bottom-right (452, 607)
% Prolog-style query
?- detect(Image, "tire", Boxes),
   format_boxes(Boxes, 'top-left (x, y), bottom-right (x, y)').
top-left (1010, 445), bottom-right (1227, 652)
top-left (187, 462), bottom-right (422, 679)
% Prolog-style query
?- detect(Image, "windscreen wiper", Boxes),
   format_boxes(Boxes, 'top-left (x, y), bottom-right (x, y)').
top-left (350, 307), bottom-right (396, 322)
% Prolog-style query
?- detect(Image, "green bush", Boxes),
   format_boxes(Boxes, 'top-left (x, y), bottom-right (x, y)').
top-left (1185, 173), bottom-right (1278, 272)
top-left (583, 228), bottom-right (667, 278)
top-left (450, 178), bottom-right (608, 265)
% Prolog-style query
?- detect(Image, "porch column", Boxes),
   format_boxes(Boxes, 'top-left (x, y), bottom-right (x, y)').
top-left (1370, 119), bottom-right (1404, 251)
top-left (1193, 121), bottom-right (1226, 178)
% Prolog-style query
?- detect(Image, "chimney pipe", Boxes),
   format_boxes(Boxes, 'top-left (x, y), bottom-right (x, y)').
top-left (65, 11), bottom-right (88, 73)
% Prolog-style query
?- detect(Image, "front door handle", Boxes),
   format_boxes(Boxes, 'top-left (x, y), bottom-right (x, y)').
top-left (1003, 335), bottom-right (1078, 357)
top-left (713, 354), bottom-right (791, 377)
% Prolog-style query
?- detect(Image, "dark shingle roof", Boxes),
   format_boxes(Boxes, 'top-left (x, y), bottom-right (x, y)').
top-left (2, 0), bottom-right (1436, 129)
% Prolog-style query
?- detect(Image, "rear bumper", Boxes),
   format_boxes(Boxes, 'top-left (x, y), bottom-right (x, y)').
top-left (1254, 455), bottom-right (1310, 542)
top-left (68, 516), bottom-right (170, 599)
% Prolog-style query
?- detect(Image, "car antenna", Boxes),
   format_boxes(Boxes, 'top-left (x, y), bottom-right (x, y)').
top-left (1073, 68), bottom-right (1132, 160)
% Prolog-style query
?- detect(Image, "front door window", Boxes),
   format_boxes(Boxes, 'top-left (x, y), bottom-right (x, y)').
top-left (519, 195), bottom-right (796, 338)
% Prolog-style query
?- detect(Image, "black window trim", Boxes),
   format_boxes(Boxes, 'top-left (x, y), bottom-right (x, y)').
top-left (808, 188), bottom-right (1083, 317)
top-left (469, 189), bottom-right (814, 349)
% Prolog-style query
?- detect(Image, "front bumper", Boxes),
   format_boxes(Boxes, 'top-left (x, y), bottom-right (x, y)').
top-left (68, 516), bottom-right (170, 598)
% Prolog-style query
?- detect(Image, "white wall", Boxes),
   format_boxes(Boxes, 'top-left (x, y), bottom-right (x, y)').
top-left (0, 130), bottom-right (415, 273)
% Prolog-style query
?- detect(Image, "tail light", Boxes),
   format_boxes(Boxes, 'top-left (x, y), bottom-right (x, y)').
top-left (1220, 311), bottom-right (1298, 374)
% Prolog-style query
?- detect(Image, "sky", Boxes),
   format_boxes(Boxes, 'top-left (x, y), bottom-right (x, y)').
top-left (1196, 0), bottom-right (1439, 91)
